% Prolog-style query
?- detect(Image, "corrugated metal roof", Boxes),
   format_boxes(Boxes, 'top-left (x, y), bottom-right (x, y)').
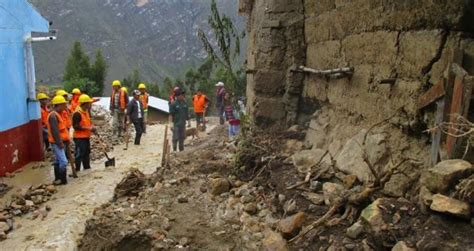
top-left (93, 96), bottom-right (169, 113)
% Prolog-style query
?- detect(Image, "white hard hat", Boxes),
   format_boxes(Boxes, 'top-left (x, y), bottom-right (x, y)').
top-left (215, 82), bottom-right (224, 87)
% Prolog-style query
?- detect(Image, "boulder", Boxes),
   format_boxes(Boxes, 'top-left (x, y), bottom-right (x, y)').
top-left (323, 182), bottom-right (345, 205)
top-left (278, 212), bottom-right (306, 238)
top-left (292, 149), bottom-right (327, 174)
top-left (430, 194), bottom-right (471, 219)
top-left (208, 178), bottom-right (230, 196)
top-left (342, 175), bottom-right (358, 189)
top-left (383, 174), bottom-right (412, 197)
top-left (0, 222), bottom-right (9, 233)
top-left (336, 130), bottom-right (387, 183)
top-left (262, 230), bottom-right (289, 251)
top-left (392, 241), bottom-right (416, 251)
top-left (421, 159), bottom-right (473, 193)
top-left (360, 198), bottom-right (387, 233)
top-left (346, 221), bottom-right (364, 239)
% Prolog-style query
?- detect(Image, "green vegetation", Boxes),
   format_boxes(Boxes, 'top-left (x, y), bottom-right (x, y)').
top-left (62, 41), bottom-right (108, 96)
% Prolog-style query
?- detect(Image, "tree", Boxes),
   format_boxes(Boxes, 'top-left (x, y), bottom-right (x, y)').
top-left (90, 50), bottom-right (107, 96)
top-left (63, 41), bottom-right (90, 81)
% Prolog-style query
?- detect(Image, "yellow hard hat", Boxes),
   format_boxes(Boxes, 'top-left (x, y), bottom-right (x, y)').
top-left (78, 94), bottom-right (93, 104)
top-left (56, 90), bottom-right (68, 96)
top-left (51, 95), bottom-right (67, 105)
top-left (138, 83), bottom-right (146, 89)
top-left (37, 93), bottom-right (49, 100)
top-left (112, 80), bottom-right (121, 87)
top-left (121, 87), bottom-right (128, 93)
top-left (72, 88), bottom-right (81, 95)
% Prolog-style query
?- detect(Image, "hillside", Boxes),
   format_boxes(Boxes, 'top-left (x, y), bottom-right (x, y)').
top-left (29, 0), bottom-right (244, 88)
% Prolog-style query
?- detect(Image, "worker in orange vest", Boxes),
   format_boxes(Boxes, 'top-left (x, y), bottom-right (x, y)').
top-left (109, 80), bottom-right (129, 138)
top-left (72, 94), bottom-right (96, 172)
top-left (70, 88), bottom-right (81, 112)
top-left (47, 95), bottom-right (71, 185)
top-left (138, 83), bottom-right (149, 133)
top-left (38, 93), bottom-right (51, 151)
top-left (56, 90), bottom-right (73, 131)
top-left (192, 89), bottom-right (210, 130)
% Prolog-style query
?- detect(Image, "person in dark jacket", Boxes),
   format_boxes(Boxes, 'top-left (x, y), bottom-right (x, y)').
top-left (169, 90), bottom-right (190, 152)
top-left (126, 90), bottom-right (145, 145)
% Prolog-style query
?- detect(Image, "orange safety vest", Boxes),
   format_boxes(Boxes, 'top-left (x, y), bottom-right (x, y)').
top-left (70, 95), bottom-right (80, 113)
top-left (47, 111), bottom-right (70, 143)
top-left (73, 108), bottom-right (92, 139)
top-left (60, 109), bottom-right (72, 130)
top-left (40, 106), bottom-right (49, 128)
top-left (140, 92), bottom-right (149, 110)
top-left (193, 94), bottom-right (207, 113)
top-left (110, 89), bottom-right (127, 110)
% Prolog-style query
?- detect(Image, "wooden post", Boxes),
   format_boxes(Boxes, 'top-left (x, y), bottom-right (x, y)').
top-left (161, 125), bottom-right (168, 167)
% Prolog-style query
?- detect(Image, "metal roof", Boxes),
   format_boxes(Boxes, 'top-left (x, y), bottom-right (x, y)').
top-left (93, 96), bottom-right (169, 114)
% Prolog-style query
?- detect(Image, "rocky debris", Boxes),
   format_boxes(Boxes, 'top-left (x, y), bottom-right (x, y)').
top-left (421, 159), bottom-right (473, 193)
top-left (392, 241), bottom-right (416, 251)
top-left (346, 221), bottom-right (364, 239)
top-left (430, 194), bottom-right (471, 219)
top-left (208, 178), bottom-right (230, 196)
top-left (177, 194), bottom-right (188, 203)
top-left (114, 169), bottom-right (147, 199)
top-left (0, 183), bottom-right (11, 197)
top-left (277, 212), bottom-right (305, 239)
top-left (322, 182), bottom-right (345, 205)
top-left (360, 199), bottom-right (386, 233)
top-left (301, 192), bottom-right (324, 205)
top-left (383, 173), bottom-right (413, 197)
top-left (291, 149), bottom-right (328, 173)
top-left (244, 203), bottom-right (258, 215)
top-left (262, 230), bottom-right (289, 251)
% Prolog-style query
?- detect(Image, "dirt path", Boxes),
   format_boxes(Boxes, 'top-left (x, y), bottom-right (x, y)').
top-left (0, 124), bottom-right (165, 250)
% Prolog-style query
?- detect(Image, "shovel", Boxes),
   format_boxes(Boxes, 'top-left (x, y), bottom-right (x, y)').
top-left (95, 133), bottom-right (116, 167)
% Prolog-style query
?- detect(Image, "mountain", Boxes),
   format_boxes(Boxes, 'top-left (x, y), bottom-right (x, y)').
top-left (29, 0), bottom-right (244, 88)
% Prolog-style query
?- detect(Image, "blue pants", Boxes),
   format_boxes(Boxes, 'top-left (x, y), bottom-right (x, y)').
top-left (52, 143), bottom-right (68, 171)
top-left (228, 124), bottom-right (240, 138)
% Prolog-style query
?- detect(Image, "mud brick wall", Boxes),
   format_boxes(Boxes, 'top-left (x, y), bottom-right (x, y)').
top-left (245, 0), bottom-right (474, 127)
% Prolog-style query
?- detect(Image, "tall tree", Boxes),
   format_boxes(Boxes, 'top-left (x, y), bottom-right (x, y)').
top-left (90, 49), bottom-right (107, 96)
top-left (63, 41), bottom-right (90, 81)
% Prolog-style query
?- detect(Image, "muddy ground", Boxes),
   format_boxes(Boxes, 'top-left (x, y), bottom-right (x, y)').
top-left (79, 126), bottom-right (474, 250)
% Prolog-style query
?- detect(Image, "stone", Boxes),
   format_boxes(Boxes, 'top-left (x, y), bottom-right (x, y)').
top-left (346, 221), bottom-right (364, 239)
top-left (383, 173), bottom-right (412, 197)
top-left (283, 199), bottom-right (296, 214)
top-left (154, 182), bottom-right (163, 193)
top-left (360, 198), bottom-right (387, 233)
top-left (244, 203), bottom-right (258, 215)
top-left (430, 194), bottom-right (471, 219)
top-left (208, 178), bottom-right (230, 196)
top-left (392, 241), bottom-right (416, 251)
top-left (25, 200), bottom-right (35, 207)
top-left (419, 186), bottom-right (433, 209)
top-left (0, 222), bottom-right (10, 233)
top-left (179, 237), bottom-right (190, 246)
top-left (283, 140), bottom-right (304, 154)
top-left (309, 180), bottom-right (323, 191)
top-left (342, 175), bottom-right (358, 189)
top-left (278, 194), bottom-right (286, 204)
top-left (241, 195), bottom-right (255, 204)
top-left (262, 230), bottom-right (289, 251)
top-left (46, 185), bottom-right (57, 193)
top-left (292, 149), bottom-right (327, 174)
top-left (0, 213), bottom-right (8, 222)
top-left (421, 159), bottom-right (473, 193)
top-left (177, 195), bottom-right (188, 203)
top-left (322, 182), bottom-right (345, 205)
top-left (277, 212), bottom-right (306, 238)
top-left (301, 192), bottom-right (324, 205)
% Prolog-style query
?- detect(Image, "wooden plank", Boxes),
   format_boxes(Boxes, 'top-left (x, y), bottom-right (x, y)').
top-left (445, 73), bottom-right (467, 158)
top-left (431, 98), bottom-right (445, 166)
top-left (417, 78), bottom-right (446, 110)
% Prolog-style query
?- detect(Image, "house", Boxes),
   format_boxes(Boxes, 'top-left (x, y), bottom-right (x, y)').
top-left (0, 0), bottom-right (51, 176)
top-left (93, 96), bottom-right (170, 122)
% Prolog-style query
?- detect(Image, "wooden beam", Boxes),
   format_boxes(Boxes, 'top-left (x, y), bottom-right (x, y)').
top-left (417, 78), bottom-right (446, 110)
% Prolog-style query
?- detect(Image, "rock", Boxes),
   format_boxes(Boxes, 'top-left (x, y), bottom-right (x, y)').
top-left (262, 230), bottom-right (289, 251)
top-left (283, 199), bottom-right (296, 214)
top-left (31, 189), bottom-right (45, 196)
top-left (301, 192), bottom-right (324, 205)
top-left (342, 175), bottom-right (358, 189)
top-left (0, 222), bottom-right (10, 233)
top-left (177, 195), bottom-right (188, 203)
top-left (154, 182), bottom-right (163, 193)
top-left (322, 182), bottom-right (345, 205)
top-left (284, 140), bottom-right (304, 154)
top-left (278, 194), bottom-right (286, 204)
top-left (244, 203), bottom-right (258, 215)
top-left (208, 178), bottom-right (230, 196)
top-left (45, 185), bottom-right (57, 193)
top-left (199, 185), bottom-right (207, 193)
top-left (179, 237), bottom-right (190, 246)
top-left (161, 217), bottom-right (172, 231)
top-left (392, 241), bottom-right (416, 251)
top-left (336, 130), bottom-right (387, 183)
top-left (346, 221), bottom-right (364, 239)
top-left (0, 231), bottom-right (6, 240)
top-left (360, 198), bottom-right (387, 233)
top-left (419, 186), bottom-right (433, 212)
top-left (241, 195), bottom-right (255, 203)
top-left (0, 213), bottom-right (8, 221)
top-left (430, 194), bottom-right (471, 219)
top-left (287, 125), bottom-right (300, 132)
top-left (383, 173), bottom-right (412, 197)
top-left (277, 212), bottom-right (306, 238)
top-left (25, 200), bottom-right (34, 207)
top-left (421, 159), bottom-right (473, 193)
top-left (309, 180), bottom-right (323, 191)
top-left (292, 149), bottom-right (327, 174)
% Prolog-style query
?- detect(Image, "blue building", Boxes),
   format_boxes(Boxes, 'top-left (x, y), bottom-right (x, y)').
top-left (0, 0), bottom-right (51, 176)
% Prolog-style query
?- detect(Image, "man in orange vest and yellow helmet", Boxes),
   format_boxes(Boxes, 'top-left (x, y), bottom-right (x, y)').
top-left (109, 80), bottom-right (129, 138)
top-left (193, 89), bottom-right (210, 130)
top-left (138, 83), bottom-right (149, 133)
top-left (47, 95), bottom-right (71, 185)
top-left (56, 90), bottom-right (73, 131)
top-left (72, 94), bottom-right (96, 172)
top-left (70, 88), bottom-right (82, 113)
top-left (37, 93), bottom-right (51, 151)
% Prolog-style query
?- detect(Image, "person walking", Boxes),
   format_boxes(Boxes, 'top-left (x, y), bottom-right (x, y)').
top-left (109, 80), bottom-right (129, 138)
top-left (126, 90), bottom-right (145, 145)
top-left (169, 90), bottom-right (190, 152)
top-left (38, 93), bottom-right (51, 151)
top-left (215, 82), bottom-right (226, 125)
top-left (192, 89), bottom-right (210, 130)
top-left (138, 83), bottom-right (149, 133)
top-left (47, 95), bottom-right (70, 185)
top-left (72, 94), bottom-right (96, 172)
top-left (224, 93), bottom-right (240, 138)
